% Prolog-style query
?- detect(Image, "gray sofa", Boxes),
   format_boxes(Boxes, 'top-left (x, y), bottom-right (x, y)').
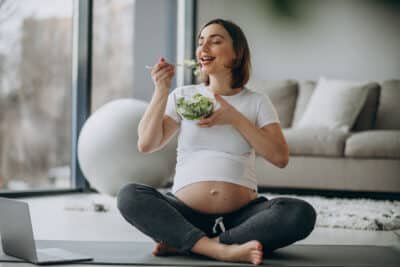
top-left (246, 79), bottom-right (400, 194)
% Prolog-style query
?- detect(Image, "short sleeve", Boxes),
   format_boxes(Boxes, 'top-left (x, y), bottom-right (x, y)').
top-left (165, 88), bottom-right (181, 123)
top-left (256, 93), bottom-right (280, 128)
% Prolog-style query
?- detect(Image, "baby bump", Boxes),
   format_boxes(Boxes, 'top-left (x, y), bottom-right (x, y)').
top-left (174, 181), bottom-right (258, 214)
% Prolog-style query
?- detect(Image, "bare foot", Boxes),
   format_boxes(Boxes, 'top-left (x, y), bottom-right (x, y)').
top-left (220, 240), bottom-right (264, 265)
top-left (152, 242), bottom-right (181, 256)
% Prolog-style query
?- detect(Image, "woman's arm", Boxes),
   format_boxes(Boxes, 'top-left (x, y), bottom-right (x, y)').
top-left (137, 58), bottom-right (176, 153)
top-left (232, 115), bottom-right (289, 168)
top-left (137, 90), bottom-right (169, 153)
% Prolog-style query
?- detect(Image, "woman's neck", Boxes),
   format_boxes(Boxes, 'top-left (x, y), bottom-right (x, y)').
top-left (208, 75), bottom-right (241, 96)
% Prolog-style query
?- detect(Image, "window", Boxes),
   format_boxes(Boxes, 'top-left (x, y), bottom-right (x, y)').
top-left (0, 0), bottom-right (177, 195)
top-left (0, 0), bottom-right (73, 192)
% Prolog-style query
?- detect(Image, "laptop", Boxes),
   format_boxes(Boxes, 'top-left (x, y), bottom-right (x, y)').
top-left (0, 197), bottom-right (93, 265)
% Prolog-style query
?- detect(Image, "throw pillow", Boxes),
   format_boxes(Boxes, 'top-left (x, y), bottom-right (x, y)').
top-left (246, 79), bottom-right (298, 128)
top-left (296, 77), bottom-right (368, 132)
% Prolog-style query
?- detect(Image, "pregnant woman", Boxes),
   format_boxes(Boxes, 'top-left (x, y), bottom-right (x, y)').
top-left (117, 18), bottom-right (316, 265)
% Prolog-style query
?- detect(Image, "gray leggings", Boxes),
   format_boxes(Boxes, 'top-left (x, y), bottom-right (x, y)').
top-left (117, 183), bottom-right (317, 254)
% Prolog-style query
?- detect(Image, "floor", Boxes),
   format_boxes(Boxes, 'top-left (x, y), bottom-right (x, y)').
top-left (1, 192), bottom-right (399, 267)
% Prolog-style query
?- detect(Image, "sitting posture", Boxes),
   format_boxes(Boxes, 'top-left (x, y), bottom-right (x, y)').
top-left (117, 18), bottom-right (317, 265)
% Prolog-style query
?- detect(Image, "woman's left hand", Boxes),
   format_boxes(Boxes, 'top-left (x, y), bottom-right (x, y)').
top-left (197, 94), bottom-right (239, 128)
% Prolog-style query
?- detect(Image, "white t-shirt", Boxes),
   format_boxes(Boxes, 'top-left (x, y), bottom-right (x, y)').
top-left (165, 83), bottom-right (280, 194)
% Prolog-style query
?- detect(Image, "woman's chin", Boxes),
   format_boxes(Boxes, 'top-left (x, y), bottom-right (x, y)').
top-left (200, 66), bottom-right (215, 75)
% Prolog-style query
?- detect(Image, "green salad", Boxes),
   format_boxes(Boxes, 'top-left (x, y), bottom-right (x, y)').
top-left (176, 93), bottom-right (214, 120)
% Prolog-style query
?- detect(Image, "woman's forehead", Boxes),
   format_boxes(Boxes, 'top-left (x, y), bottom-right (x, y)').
top-left (199, 24), bottom-right (230, 39)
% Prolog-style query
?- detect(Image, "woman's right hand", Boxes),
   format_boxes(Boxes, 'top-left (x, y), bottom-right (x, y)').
top-left (151, 57), bottom-right (175, 92)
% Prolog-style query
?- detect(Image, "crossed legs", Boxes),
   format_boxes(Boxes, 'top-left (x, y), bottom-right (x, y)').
top-left (117, 183), bottom-right (317, 265)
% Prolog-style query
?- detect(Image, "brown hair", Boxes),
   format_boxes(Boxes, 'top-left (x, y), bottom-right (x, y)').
top-left (198, 19), bottom-right (251, 89)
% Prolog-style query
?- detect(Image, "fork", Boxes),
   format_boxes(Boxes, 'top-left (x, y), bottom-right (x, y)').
top-left (145, 64), bottom-right (188, 70)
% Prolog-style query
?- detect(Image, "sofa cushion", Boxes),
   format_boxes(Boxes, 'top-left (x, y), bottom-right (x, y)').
top-left (376, 80), bottom-right (400, 130)
top-left (283, 128), bottom-right (349, 157)
top-left (292, 80), bottom-right (316, 127)
top-left (246, 80), bottom-right (298, 128)
top-left (292, 80), bottom-right (380, 132)
top-left (345, 130), bottom-right (400, 159)
top-left (295, 77), bottom-right (369, 132)
top-left (352, 82), bottom-right (380, 131)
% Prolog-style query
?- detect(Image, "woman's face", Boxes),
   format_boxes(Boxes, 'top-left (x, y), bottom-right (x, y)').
top-left (196, 24), bottom-right (236, 76)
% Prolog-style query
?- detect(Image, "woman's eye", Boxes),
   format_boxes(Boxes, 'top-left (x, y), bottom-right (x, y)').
top-left (197, 40), bottom-right (221, 46)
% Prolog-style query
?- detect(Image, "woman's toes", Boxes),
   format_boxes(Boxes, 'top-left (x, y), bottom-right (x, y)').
top-left (252, 252), bottom-right (263, 265)
top-left (253, 241), bottom-right (263, 251)
top-left (251, 251), bottom-right (263, 258)
top-left (152, 243), bottom-right (161, 255)
top-left (153, 242), bottom-right (180, 256)
top-left (248, 240), bottom-right (263, 252)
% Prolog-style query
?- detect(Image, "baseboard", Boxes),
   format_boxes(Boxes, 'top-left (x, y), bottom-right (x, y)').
top-left (258, 186), bottom-right (400, 200)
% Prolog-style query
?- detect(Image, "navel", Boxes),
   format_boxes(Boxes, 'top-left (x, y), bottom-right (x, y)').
top-left (210, 188), bottom-right (219, 195)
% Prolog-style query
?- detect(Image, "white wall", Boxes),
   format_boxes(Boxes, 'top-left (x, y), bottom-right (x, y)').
top-left (197, 0), bottom-right (400, 82)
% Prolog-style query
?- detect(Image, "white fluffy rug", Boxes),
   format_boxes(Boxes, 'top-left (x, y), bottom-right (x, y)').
top-left (262, 192), bottom-right (400, 231)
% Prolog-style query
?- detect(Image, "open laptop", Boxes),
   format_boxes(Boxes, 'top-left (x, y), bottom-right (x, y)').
top-left (0, 197), bottom-right (93, 265)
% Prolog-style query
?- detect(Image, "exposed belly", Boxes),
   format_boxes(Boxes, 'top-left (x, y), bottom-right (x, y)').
top-left (174, 181), bottom-right (258, 214)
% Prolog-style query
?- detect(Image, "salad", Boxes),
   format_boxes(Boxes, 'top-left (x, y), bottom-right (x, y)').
top-left (183, 59), bottom-right (201, 76)
top-left (176, 93), bottom-right (215, 120)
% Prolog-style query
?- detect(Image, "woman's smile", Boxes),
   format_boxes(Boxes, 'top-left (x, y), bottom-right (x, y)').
top-left (199, 55), bottom-right (216, 67)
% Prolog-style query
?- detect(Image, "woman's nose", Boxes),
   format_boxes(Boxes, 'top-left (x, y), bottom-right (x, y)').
top-left (199, 42), bottom-right (209, 52)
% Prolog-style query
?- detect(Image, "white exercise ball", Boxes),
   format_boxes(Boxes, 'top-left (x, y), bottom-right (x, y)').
top-left (78, 99), bottom-right (177, 196)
